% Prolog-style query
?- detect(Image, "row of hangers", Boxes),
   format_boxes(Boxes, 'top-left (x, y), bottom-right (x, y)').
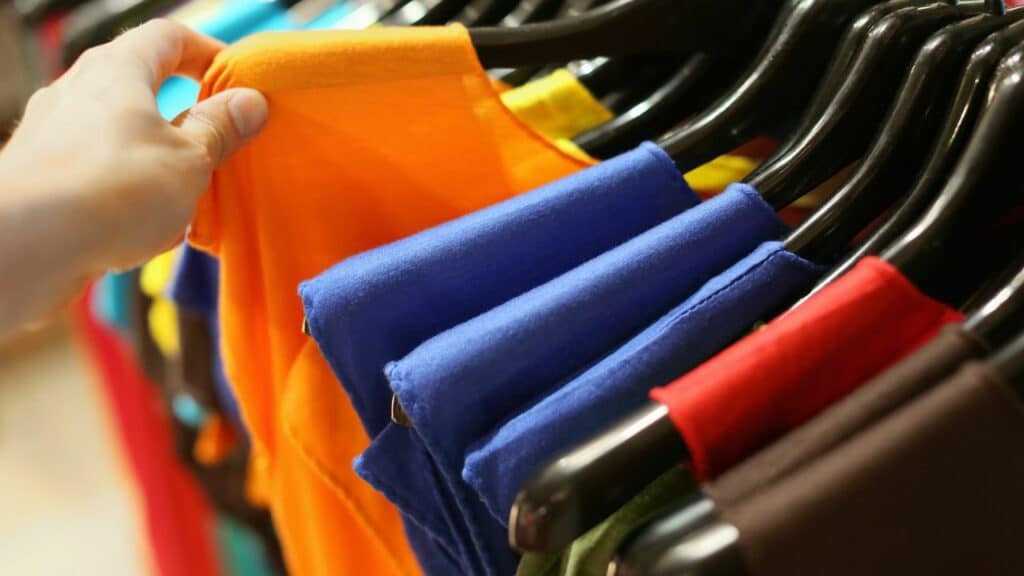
top-left (484, 3), bottom-right (1024, 576)
top-left (19, 0), bottom-right (1024, 573)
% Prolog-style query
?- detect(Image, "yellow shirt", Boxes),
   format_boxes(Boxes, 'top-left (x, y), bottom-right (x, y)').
top-left (139, 250), bottom-right (180, 357)
top-left (499, 68), bottom-right (612, 161)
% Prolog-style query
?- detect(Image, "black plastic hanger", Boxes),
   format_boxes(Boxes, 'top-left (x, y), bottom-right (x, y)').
top-left (507, 2), bottom-right (888, 552)
top-left (654, 0), bottom-right (889, 173)
top-left (489, 0), bottom-right (607, 86)
top-left (340, 0), bottom-right (414, 29)
top-left (468, 0), bottom-right (768, 69)
top-left (61, 0), bottom-right (178, 66)
top-left (989, 329), bottom-right (1024, 397)
top-left (798, 14), bottom-right (1024, 299)
top-left (881, 41), bottom-right (1024, 294)
top-left (501, 0), bottom-right (566, 26)
top-left (288, 0), bottom-right (346, 25)
top-left (508, 0), bottom-right (1005, 556)
top-left (578, 56), bottom-right (684, 113)
top-left (510, 404), bottom-right (688, 551)
top-left (458, 0), bottom-right (527, 26)
top-left (482, 0), bottom-right (688, 88)
top-left (744, 0), bottom-right (934, 182)
top-left (610, 33), bottom-right (1024, 575)
top-left (782, 10), bottom-right (1015, 263)
top-left (571, 0), bottom-right (779, 157)
top-left (380, 0), bottom-right (474, 26)
top-left (557, 0), bottom-right (608, 16)
top-left (746, 2), bottom-right (975, 211)
top-left (495, 55), bottom-right (680, 110)
top-left (368, 0), bottom-right (418, 21)
top-left (573, 54), bottom-right (738, 159)
top-left (384, 0), bottom-right (566, 28)
top-left (493, 66), bottom-right (548, 87)
top-left (610, 496), bottom-right (718, 576)
top-left (611, 513), bottom-right (748, 576)
top-left (964, 257), bottom-right (1024, 349)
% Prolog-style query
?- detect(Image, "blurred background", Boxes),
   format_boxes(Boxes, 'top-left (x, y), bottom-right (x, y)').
top-left (1, 3), bottom-right (149, 575)
top-left (0, 2), bottom-right (298, 575)
top-left (0, 324), bottom-right (149, 574)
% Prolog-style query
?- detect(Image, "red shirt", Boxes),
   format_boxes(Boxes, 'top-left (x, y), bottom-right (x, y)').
top-left (650, 257), bottom-right (963, 481)
top-left (71, 287), bottom-right (221, 576)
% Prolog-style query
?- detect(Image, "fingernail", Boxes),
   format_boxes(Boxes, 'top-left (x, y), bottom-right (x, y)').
top-left (228, 88), bottom-right (269, 139)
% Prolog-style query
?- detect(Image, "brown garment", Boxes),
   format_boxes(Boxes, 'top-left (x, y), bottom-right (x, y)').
top-left (0, 3), bottom-right (30, 136)
top-left (706, 323), bottom-right (987, 506)
top-left (717, 362), bottom-right (1024, 576)
top-left (177, 307), bottom-right (226, 415)
top-left (129, 274), bottom-right (170, 390)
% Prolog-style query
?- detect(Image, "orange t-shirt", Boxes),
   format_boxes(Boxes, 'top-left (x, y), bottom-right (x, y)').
top-left (190, 25), bottom-right (592, 576)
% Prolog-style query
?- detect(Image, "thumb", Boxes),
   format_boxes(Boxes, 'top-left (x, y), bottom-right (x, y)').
top-left (174, 88), bottom-right (269, 167)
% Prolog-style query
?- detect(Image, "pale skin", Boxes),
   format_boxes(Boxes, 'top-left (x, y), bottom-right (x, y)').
top-left (0, 19), bottom-right (269, 342)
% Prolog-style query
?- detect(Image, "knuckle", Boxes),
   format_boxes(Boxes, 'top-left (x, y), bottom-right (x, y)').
top-left (136, 18), bottom-right (184, 41)
top-left (75, 45), bottom-right (107, 67)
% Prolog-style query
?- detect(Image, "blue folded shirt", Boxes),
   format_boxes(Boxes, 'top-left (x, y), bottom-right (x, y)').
top-left (301, 143), bottom-right (694, 575)
top-left (463, 241), bottom-right (824, 522)
top-left (377, 182), bottom-right (785, 575)
top-left (302, 142), bottom-right (692, 437)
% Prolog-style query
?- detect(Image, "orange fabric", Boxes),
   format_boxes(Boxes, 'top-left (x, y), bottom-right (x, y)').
top-left (193, 415), bottom-right (240, 466)
top-left (190, 26), bottom-right (591, 575)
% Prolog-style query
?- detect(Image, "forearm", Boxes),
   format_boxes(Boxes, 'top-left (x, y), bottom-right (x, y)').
top-left (0, 167), bottom-right (108, 340)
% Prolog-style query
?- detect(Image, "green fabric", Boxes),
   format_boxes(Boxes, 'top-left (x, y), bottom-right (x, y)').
top-left (215, 516), bottom-right (276, 576)
top-left (516, 467), bottom-right (697, 576)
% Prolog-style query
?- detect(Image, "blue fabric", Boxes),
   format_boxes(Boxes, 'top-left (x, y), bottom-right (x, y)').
top-left (172, 393), bottom-right (208, 428)
top-left (202, 0), bottom-right (289, 41)
top-left (401, 509), bottom-right (465, 576)
top-left (170, 245), bottom-right (219, 312)
top-left (92, 271), bottom-right (133, 331)
top-left (463, 242), bottom-right (825, 522)
top-left (302, 143), bottom-right (692, 437)
top-left (300, 143), bottom-right (694, 575)
top-left (169, 247), bottom-right (243, 433)
top-left (357, 425), bottom-right (479, 575)
top-left (376, 183), bottom-right (784, 576)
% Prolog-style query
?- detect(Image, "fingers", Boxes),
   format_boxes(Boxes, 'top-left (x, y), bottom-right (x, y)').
top-left (173, 88), bottom-right (269, 168)
top-left (110, 19), bottom-right (226, 92)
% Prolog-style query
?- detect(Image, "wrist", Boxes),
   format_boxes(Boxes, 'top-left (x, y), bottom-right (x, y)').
top-left (0, 158), bottom-right (113, 279)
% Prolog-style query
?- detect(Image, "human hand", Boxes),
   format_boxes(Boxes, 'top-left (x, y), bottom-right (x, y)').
top-left (0, 18), bottom-right (269, 271)
top-left (0, 19), bottom-right (268, 339)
